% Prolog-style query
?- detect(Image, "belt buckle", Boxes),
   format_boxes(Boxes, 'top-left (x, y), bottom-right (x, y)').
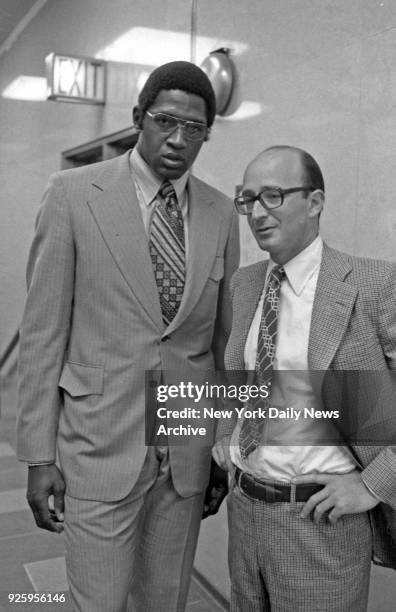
top-left (236, 470), bottom-right (257, 502)
top-left (237, 470), bottom-right (285, 503)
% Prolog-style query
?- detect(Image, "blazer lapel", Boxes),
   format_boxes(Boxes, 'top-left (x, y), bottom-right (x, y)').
top-left (308, 244), bottom-right (358, 370)
top-left (165, 176), bottom-right (221, 334)
top-left (87, 152), bottom-right (163, 330)
top-left (229, 261), bottom-right (268, 370)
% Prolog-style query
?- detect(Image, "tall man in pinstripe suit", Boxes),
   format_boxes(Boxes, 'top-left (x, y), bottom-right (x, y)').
top-left (17, 62), bottom-right (239, 612)
top-left (213, 145), bottom-right (396, 610)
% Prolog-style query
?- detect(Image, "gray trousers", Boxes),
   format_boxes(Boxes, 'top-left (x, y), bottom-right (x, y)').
top-left (228, 481), bottom-right (372, 611)
top-left (64, 447), bottom-right (204, 612)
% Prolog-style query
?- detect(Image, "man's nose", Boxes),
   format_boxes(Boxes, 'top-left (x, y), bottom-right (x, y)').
top-left (250, 199), bottom-right (269, 220)
top-left (167, 125), bottom-right (187, 147)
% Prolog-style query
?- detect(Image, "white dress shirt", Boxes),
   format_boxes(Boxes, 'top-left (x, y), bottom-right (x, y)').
top-left (230, 236), bottom-right (356, 481)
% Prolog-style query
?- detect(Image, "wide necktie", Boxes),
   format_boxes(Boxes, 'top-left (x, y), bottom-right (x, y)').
top-left (239, 264), bottom-right (285, 459)
top-left (149, 180), bottom-right (185, 325)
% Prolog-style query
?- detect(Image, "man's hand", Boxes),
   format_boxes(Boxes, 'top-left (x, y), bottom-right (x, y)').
top-left (212, 435), bottom-right (233, 472)
top-left (27, 464), bottom-right (65, 533)
top-left (291, 470), bottom-right (380, 524)
top-left (202, 459), bottom-right (228, 519)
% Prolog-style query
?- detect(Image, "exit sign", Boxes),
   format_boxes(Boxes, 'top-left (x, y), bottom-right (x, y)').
top-left (46, 53), bottom-right (106, 104)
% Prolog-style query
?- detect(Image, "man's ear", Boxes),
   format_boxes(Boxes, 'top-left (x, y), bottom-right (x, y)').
top-left (308, 189), bottom-right (325, 218)
top-left (133, 106), bottom-right (144, 130)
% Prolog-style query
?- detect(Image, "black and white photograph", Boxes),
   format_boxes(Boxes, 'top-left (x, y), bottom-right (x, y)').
top-left (1, 1), bottom-right (396, 611)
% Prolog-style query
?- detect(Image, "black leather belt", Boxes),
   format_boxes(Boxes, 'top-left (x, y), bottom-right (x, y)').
top-left (235, 467), bottom-right (324, 503)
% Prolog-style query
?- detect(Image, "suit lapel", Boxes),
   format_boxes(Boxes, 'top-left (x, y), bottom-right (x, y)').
top-left (308, 244), bottom-right (358, 370)
top-left (230, 261), bottom-right (268, 370)
top-left (87, 152), bottom-right (163, 330)
top-left (165, 176), bottom-right (221, 334)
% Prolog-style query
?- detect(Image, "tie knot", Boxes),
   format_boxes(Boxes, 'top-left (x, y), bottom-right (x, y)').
top-left (270, 265), bottom-right (285, 285)
top-left (158, 180), bottom-right (177, 204)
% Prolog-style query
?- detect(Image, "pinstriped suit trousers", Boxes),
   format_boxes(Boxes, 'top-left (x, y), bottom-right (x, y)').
top-left (227, 482), bottom-right (372, 611)
top-left (64, 447), bottom-right (205, 612)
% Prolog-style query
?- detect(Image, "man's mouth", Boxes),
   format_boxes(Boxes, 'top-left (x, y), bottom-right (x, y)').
top-left (254, 225), bottom-right (276, 234)
top-left (162, 154), bottom-right (184, 166)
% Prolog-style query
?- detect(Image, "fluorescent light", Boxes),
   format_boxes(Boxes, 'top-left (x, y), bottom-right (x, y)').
top-left (95, 27), bottom-right (248, 66)
top-left (2, 76), bottom-right (47, 101)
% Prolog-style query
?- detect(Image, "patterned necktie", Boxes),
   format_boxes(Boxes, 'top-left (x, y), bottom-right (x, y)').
top-left (149, 180), bottom-right (185, 325)
top-left (239, 264), bottom-right (285, 459)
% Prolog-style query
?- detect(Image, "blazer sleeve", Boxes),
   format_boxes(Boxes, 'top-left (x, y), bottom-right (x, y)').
top-left (361, 263), bottom-right (396, 508)
top-left (17, 173), bottom-right (75, 463)
top-left (215, 267), bottom-right (245, 442)
top-left (376, 263), bottom-right (396, 370)
top-left (211, 207), bottom-right (240, 370)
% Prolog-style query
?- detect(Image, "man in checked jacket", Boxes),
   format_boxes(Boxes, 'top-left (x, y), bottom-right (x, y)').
top-left (213, 145), bottom-right (396, 611)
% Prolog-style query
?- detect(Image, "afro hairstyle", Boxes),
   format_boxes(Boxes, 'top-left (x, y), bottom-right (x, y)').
top-left (137, 61), bottom-right (216, 127)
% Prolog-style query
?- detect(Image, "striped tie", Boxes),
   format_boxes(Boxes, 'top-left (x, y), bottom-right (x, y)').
top-left (149, 180), bottom-right (185, 325)
top-left (239, 265), bottom-right (285, 459)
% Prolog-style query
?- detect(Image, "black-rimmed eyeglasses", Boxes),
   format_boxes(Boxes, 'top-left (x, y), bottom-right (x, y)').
top-left (234, 186), bottom-right (314, 215)
top-left (145, 111), bottom-right (209, 142)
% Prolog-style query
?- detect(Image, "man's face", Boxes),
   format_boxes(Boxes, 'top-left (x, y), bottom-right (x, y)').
top-left (134, 89), bottom-right (208, 180)
top-left (243, 150), bottom-right (322, 264)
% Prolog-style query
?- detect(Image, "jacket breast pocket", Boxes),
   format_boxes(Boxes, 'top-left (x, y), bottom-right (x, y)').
top-left (208, 256), bottom-right (224, 282)
top-left (58, 361), bottom-right (104, 397)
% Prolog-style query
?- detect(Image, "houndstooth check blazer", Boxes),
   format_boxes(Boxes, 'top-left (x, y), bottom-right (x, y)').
top-left (219, 242), bottom-right (396, 569)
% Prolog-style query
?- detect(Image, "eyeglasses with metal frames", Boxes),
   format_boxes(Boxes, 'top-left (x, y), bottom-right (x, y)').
top-left (234, 186), bottom-right (315, 215)
top-left (145, 111), bottom-right (209, 141)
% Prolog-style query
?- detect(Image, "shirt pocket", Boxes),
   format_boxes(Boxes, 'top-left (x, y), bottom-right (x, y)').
top-left (58, 361), bottom-right (104, 397)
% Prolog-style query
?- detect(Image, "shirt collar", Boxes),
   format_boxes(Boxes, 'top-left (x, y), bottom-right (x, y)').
top-left (268, 235), bottom-right (323, 296)
top-left (129, 147), bottom-right (189, 205)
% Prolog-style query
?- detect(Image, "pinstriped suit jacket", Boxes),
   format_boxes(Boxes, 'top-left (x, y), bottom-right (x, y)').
top-left (17, 151), bottom-right (239, 501)
top-left (220, 243), bottom-right (396, 568)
